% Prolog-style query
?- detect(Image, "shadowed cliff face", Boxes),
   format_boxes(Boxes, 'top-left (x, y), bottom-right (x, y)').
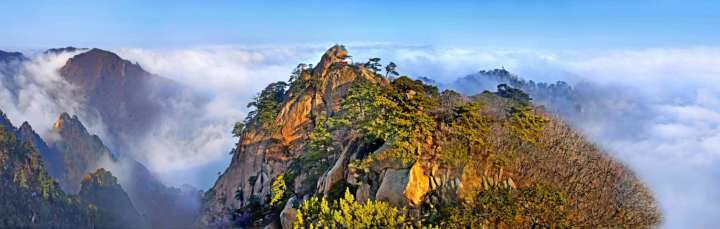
top-left (49, 112), bottom-right (114, 194)
top-left (199, 45), bottom-right (386, 226)
top-left (58, 48), bottom-right (176, 154)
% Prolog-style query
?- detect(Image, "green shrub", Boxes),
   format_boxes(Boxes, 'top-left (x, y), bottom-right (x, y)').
top-left (294, 189), bottom-right (405, 228)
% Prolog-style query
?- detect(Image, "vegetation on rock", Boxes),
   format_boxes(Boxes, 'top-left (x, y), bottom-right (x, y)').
top-left (203, 45), bottom-right (661, 228)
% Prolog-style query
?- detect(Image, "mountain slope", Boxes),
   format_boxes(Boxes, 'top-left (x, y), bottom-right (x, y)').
top-left (17, 122), bottom-right (65, 181)
top-left (0, 113), bottom-right (92, 228)
top-left (44, 112), bottom-right (200, 228)
top-left (58, 48), bottom-right (176, 154)
top-left (78, 168), bottom-right (148, 229)
top-left (201, 45), bottom-right (660, 228)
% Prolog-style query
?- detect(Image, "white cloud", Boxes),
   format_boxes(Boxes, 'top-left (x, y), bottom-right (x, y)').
top-left (112, 46), bottom-right (326, 187)
top-left (0, 50), bottom-right (109, 139)
top-left (4, 44), bottom-right (718, 227)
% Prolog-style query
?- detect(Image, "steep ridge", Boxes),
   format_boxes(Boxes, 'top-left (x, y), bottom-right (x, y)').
top-left (0, 112), bottom-right (92, 228)
top-left (2, 108), bottom-right (201, 228)
top-left (201, 45), bottom-right (660, 228)
top-left (49, 112), bottom-right (115, 193)
top-left (17, 122), bottom-right (64, 180)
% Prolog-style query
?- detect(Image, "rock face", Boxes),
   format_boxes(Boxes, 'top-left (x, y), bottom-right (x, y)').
top-left (49, 112), bottom-right (115, 194)
top-left (199, 45), bottom-right (384, 226)
top-left (375, 169), bottom-right (409, 207)
top-left (78, 168), bottom-right (148, 229)
top-left (200, 45), bottom-right (660, 228)
top-left (404, 162), bottom-right (432, 206)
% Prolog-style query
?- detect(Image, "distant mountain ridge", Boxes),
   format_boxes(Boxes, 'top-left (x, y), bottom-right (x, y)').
top-left (0, 50), bottom-right (27, 63)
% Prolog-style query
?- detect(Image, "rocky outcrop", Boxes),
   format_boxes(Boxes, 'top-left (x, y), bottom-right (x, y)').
top-left (49, 112), bottom-right (115, 194)
top-left (404, 162), bottom-right (432, 206)
top-left (374, 169), bottom-right (409, 207)
top-left (200, 45), bottom-right (660, 228)
top-left (199, 45), bottom-right (385, 226)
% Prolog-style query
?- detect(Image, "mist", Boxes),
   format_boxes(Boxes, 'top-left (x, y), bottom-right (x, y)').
top-left (1, 45), bottom-right (717, 228)
top-left (115, 45), bottom-right (720, 227)
top-left (0, 50), bottom-right (109, 143)
top-left (417, 47), bottom-right (720, 228)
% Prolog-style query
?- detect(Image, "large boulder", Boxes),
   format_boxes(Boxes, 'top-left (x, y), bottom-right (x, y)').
top-left (375, 169), bottom-right (409, 207)
top-left (404, 163), bottom-right (432, 206)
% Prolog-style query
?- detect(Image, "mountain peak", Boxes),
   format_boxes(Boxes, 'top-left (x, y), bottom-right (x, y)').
top-left (54, 112), bottom-right (86, 133)
top-left (313, 44), bottom-right (350, 76)
top-left (84, 48), bottom-right (122, 59)
top-left (59, 48), bottom-right (150, 89)
top-left (19, 121), bottom-right (32, 132)
top-left (0, 110), bottom-right (14, 131)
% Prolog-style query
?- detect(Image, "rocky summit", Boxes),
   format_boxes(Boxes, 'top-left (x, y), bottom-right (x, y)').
top-left (199, 45), bottom-right (661, 228)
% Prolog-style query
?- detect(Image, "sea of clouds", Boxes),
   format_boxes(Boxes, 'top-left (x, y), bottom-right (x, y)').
top-left (1, 44), bottom-right (718, 228)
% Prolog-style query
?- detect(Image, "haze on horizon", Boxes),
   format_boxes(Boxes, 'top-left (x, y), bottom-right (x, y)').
top-left (1, 1), bottom-right (719, 228)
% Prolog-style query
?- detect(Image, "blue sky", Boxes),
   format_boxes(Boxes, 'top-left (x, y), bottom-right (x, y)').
top-left (2, 0), bottom-right (719, 50)
top-left (2, 1), bottom-right (720, 227)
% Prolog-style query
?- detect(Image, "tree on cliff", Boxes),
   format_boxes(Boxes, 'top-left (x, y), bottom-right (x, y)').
top-left (202, 46), bottom-right (660, 228)
top-left (245, 81), bottom-right (288, 129)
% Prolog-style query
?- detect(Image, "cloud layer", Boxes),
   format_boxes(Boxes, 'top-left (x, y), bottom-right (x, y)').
top-left (115, 45), bottom-right (720, 227)
top-left (2, 44), bottom-right (717, 228)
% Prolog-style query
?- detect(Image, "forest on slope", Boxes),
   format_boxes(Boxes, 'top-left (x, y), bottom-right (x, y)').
top-left (200, 45), bottom-right (661, 228)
